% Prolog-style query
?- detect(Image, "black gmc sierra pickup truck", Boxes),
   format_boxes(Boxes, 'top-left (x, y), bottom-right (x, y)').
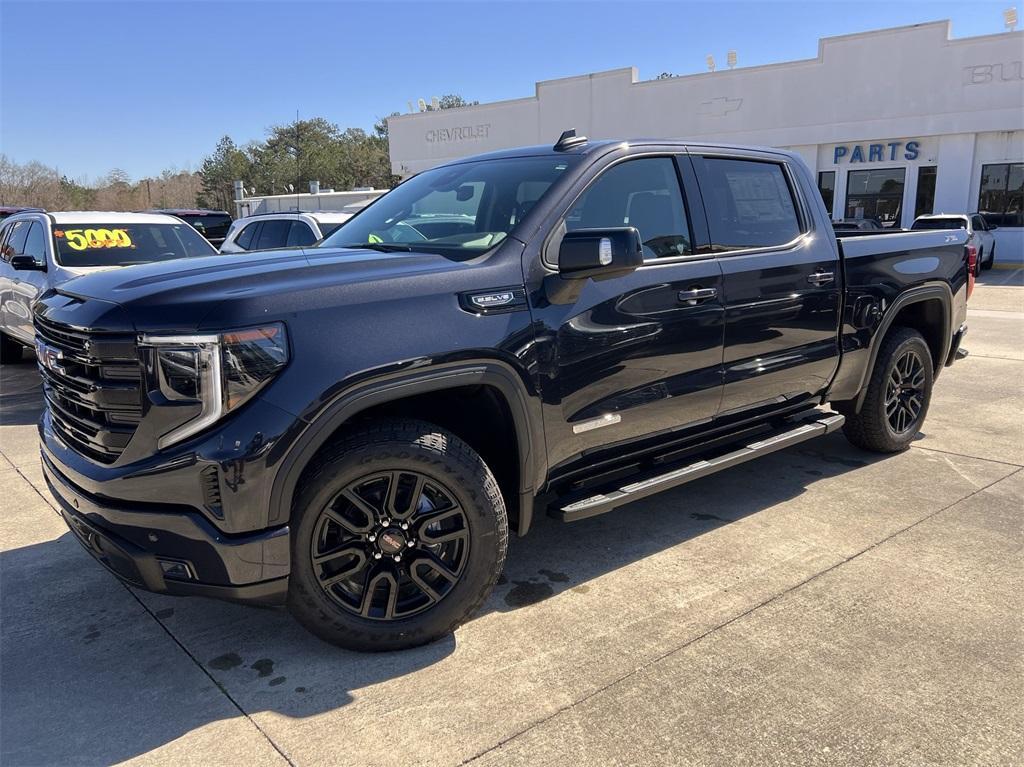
top-left (32, 134), bottom-right (972, 651)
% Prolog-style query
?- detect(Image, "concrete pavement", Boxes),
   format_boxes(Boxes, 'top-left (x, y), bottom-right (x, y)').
top-left (1, 278), bottom-right (1021, 766)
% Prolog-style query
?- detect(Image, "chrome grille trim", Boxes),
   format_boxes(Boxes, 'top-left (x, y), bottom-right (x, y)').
top-left (35, 315), bottom-right (141, 464)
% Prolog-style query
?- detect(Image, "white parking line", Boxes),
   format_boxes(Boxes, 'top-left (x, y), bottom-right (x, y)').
top-left (967, 309), bottom-right (1024, 319)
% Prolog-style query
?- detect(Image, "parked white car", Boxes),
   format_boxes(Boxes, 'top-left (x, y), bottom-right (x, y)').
top-left (0, 211), bottom-right (217, 362)
top-left (911, 213), bottom-right (997, 272)
top-left (219, 210), bottom-right (357, 253)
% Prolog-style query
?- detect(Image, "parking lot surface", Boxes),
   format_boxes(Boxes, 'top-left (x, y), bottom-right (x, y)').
top-left (2, 272), bottom-right (1022, 767)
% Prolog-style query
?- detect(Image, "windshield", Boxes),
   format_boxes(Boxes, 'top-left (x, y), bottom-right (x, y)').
top-left (52, 222), bottom-right (217, 267)
top-left (319, 156), bottom-right (580, 257)
top-left (911, 218), bottom-right (966, 231)
top-left (176, 214), bottom-right (233, 239)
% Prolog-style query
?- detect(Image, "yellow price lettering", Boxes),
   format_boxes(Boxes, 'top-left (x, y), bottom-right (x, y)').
top-left (62, 228), bottom-right (133, 251)
top-left (63, 229), bottom-right (88, 251)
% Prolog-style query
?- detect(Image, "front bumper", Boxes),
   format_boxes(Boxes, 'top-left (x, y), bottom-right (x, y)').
top-left (43, 452), bottom-right (290, 605)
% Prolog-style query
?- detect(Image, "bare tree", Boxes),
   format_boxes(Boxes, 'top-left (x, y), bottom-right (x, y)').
top-left (0, 155), bottom-right (203, 211)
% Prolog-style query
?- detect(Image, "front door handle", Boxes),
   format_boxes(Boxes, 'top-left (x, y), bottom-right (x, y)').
top-left (677, 287), bottom-right (718, 305)
top-left (807, 271), bottom-right (835, 286)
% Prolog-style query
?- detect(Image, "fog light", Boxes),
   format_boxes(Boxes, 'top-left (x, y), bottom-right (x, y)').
top-left (158, 559), bottom-right (195, 581)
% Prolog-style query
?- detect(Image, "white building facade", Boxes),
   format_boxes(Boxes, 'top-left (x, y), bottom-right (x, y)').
top-left (388, 21), bottom-right (1024, 262)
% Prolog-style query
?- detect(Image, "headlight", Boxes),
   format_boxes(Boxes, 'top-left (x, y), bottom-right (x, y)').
top-left (141, 323), bottom-right (288, 449)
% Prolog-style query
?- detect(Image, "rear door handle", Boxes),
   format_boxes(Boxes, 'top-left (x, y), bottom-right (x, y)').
top-left (677, 287), bottom-right (718, 305)
top-left (807, 271), bottom-right (835, 286)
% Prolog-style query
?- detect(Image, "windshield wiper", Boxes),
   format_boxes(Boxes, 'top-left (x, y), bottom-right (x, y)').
top-left (338, 242), bottom-right (413, 253)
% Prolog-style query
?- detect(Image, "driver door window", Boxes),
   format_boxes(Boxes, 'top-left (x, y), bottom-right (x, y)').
top-left (3, 221), bottom-right (31, 259)
top-left (565, 157), bottom-right (692, 259)
top-left (0, 223), bottom-right (13, 260)
top-left (22, 223), bottom-right (46, 264)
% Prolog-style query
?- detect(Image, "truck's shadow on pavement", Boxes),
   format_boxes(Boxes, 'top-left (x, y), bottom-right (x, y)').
top-left (1, 408), bottom-right (886, 766)
top-left (0, 354), bottom-right (43, 426)
top-left (2, 356), bottom-right (889, 763)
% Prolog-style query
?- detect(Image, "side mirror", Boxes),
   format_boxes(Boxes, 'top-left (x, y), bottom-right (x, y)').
top-left (10, 254), bottom-right (46, 272)
top-left (988, 224), bottom-right (998, 231)
top-left (558, 227), bottom-right (643, 280)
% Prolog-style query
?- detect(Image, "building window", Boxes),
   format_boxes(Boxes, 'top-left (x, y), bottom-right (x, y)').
top-left (978, 162), bottom-right (1023, 227)
top-left (846, 168), bottom-right (905, 227)
top-left (915, 166), bottom-right (937, 219)
top-left (817, 171), bottom-right (835, 217)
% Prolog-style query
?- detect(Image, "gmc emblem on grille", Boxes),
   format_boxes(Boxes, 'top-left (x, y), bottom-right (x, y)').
top-left (35, 340), bottom-right (66, 375)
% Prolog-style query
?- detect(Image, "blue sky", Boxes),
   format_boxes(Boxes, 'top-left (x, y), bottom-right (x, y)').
top-left (1, 0), bottom-right (1015, 180)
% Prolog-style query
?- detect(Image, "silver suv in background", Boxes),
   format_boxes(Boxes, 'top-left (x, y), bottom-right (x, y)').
top-left (911, 213), bottom-right (997, 272)
top-left (219, 210), bottom-right (358, 253)
top-left (0, 211), bottom-right (216, 362)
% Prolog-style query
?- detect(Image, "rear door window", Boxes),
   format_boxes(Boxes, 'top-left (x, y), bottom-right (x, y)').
top-left (286, 221), bottom-right (317, 247)
top-left (566, 157), bottom-right (692, 260)
top-left (698, 158), bottom-right (802, 250)
top-left (255, 219), bottom-right (291, 250)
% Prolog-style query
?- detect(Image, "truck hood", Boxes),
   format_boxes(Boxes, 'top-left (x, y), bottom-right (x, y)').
top-left (55, 246), bottom-right (479, 333)
top-left (61, 264), bottom-right (122, 278)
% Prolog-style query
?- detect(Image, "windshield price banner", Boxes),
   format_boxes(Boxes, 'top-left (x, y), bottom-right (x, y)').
top-left (54, 228), bottom-right (134, 251)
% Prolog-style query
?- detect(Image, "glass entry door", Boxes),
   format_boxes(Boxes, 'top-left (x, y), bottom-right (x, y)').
top-left (846, 168), bottom-right (906, 227)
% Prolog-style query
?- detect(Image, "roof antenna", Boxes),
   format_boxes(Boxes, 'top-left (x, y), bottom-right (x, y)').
top-left (295, 109), bottom-right (301, 213)
top-left (554, 129), bottom-right (588, 151)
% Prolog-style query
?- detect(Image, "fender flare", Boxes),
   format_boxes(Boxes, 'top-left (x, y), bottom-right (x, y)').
top-left (851, 283), bottom-right (952, 412)
top-left (267, 360), bottom-right (542, 533)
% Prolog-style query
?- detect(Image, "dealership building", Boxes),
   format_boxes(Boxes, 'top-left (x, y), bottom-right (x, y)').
top-left (387, 21), bottom-right (1024, 262)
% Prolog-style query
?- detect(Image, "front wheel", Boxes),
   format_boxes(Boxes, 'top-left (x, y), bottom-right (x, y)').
top-left (982, 244), bottom-right (995, 270)
top-left (287, 419), bottom-right (508, 651)
top-left (842, 327), bottom-right (934, 453)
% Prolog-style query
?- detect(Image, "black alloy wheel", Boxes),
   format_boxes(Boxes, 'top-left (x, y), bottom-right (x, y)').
top-left (885, 349), bottom-right (926, 434)
top-left (287, 419), bottom-right (508, 651)
top-left (310, 469), bottom-right (471, 620)
top-left (840, 326), bottom-right (934, 453)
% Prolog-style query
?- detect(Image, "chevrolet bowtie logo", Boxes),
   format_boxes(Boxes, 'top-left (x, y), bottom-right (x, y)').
top-left (698, 96), bottom-right (743, 117)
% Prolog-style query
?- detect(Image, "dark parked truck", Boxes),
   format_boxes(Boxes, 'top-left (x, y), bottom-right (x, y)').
top-left (34, 136), bottom-right (972, 651)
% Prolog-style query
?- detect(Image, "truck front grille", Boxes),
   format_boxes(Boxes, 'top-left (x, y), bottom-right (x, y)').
top-left (35, 315), bottom-right (141, 465)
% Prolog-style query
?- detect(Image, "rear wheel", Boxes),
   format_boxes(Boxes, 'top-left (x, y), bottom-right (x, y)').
top-left (287, 419), bottom-right (508, 651)
top-left (0, 333), bottom-right (25, 364)
top-left (842, 327), bottom-right (933, 453)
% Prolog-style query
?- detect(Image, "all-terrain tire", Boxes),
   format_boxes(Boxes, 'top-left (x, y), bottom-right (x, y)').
top-left (842, 327), bottom-right (934, 454)
top-left (0, 333), bottom-right (25, 364)
top-left (287, 419), bottom-right (508, 651)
